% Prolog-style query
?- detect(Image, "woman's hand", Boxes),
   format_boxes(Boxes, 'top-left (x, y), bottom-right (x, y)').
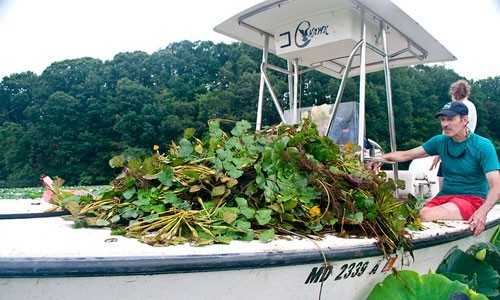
top-left (430, 155), bottom-right (441, 170)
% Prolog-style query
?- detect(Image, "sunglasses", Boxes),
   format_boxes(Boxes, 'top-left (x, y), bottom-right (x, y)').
top-left (446, 138), bottom-right (467, 158)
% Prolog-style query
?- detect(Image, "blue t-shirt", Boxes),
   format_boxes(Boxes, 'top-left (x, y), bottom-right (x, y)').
top-left (422, 133), bottom-right (500, 198)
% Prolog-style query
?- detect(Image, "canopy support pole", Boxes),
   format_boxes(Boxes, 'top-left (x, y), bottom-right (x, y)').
top-left (381, 21), bottom-right (400, 197)
top-left (256, 35), bottom-right (269, 131)
top-left (287, 61), bottom-right (294, 122)
top-left (292, 59), bottom-right (299, 124)
top-left (358, 7), bottom-right (367, 160)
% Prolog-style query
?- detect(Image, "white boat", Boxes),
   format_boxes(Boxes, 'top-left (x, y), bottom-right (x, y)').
top-left (1, 199), bottom-right (499, 300)
top-left (1, 1), bottom-right (498, 299)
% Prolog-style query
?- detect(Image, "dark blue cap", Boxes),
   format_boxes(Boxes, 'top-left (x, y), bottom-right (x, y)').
top-left (435, 101), bottom-right (468, 118)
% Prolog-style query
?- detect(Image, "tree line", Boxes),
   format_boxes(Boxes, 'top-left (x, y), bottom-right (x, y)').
top-left (0, 40), bottom-right (498, 187)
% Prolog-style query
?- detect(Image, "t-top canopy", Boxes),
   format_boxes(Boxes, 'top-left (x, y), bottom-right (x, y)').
top-left (214, 0), bottom-right (456, 78)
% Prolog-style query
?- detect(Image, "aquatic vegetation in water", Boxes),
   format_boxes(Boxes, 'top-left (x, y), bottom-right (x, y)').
top-left (0, 187), bottom-right (44, 199)
top-left (436, 240), bottom-right (500, 299)
top-left (367, 269), bottom-right (488, 300)
top-left (368, 230), bottom-right (500, 299)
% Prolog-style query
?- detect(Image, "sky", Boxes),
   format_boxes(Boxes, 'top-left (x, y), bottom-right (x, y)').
top-left (0, 0), bottom-right (499, 80)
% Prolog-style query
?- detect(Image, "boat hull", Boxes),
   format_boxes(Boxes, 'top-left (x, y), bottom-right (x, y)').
top-left (1, 199), bottom-right (499, 300)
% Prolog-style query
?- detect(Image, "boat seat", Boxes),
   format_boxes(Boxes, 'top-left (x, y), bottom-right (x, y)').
top-left (385, 156), bottom-right (439, 200)
top-left (386, 170), bottom-right (427, 199)
top-left (409, 156), bottom-right (439, 199)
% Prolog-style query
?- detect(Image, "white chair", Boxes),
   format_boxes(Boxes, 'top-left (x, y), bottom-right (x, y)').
top-left (408, 156), bottom-right (439, 199)
top-left (386, 156), bottom-right (439, 200)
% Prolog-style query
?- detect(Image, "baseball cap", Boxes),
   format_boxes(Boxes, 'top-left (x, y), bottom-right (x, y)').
top-left (434, 101), bottom-right (468, 118)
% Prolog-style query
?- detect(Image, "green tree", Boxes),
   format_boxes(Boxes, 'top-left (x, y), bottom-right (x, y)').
top-left (25, 91), bottom-right (85, 184)
top-left (0, 122), bottom-right (36, 187)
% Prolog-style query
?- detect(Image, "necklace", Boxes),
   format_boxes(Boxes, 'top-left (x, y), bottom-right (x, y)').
top-left (446, 128), bottom-right (471, 159)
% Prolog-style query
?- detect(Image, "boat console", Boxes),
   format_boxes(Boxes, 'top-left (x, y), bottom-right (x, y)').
top-left (214, 0), bottom-right (455, 199)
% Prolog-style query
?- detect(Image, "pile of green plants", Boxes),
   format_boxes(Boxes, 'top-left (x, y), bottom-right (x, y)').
top-left (50, 119), bottom-right (419, 254)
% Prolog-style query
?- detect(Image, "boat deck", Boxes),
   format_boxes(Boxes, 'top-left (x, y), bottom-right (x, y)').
top-left (1, 199), bottom-right (498, 260)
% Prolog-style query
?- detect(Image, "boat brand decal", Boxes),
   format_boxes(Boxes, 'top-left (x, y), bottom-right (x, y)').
top-left (293, 21), bottom-right (330, 48)
top-left (304, 257), bottom-right (398, 284)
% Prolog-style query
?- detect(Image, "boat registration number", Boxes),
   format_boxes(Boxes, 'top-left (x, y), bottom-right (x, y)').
top-left (304, 256), bottom-right (398, 284)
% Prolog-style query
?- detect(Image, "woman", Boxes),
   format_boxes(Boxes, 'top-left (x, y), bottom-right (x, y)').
top-left (450, 79), bottom-right (477, 131)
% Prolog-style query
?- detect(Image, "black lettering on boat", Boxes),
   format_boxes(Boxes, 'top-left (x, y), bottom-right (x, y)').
top-left (334, 260), bottom-right (370, 280)
top-left (320, 265), bottom-right (333, 282)
top-left (353, 261), bottom-right (369, 277)
top-left (294, 20), bottom-right (330, 48)
top-left (343, 262), bottom-right (356, 279)
top-left (279, 32), bottom-right (291, 48)
top-left (369, 260), bottom-right (382, 275)
top-left (334, 263), bottom-right (348, 281)
top-left (304, 266), bottom-right (333, 284)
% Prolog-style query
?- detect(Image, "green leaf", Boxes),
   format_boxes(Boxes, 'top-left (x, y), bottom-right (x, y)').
top-left (282, 199), bottom-right (298, 210)
top-left (110, 215), bottom-right (121, 223)
top-left (219, 149), bottom-right (234, 162)
top-left (62, 199), bottom-right (82, 217)
top-left (491, 226), bottom-right (500, 244)
top-left (163, 192), bottom-right (181, 206)
top-left (222, 160), bottom-right (236, 171)
top-left (61, 195), bottom-right (83, 205)
top-left (235, 197), bottom-right (248, 207)
top-left (122, 209), bottom-right (140, 219)
top-left (152, 204), bottom-right (166, 213)
top-left (184, 128), bottom-right (195, 139)
top-left (232, 157), bottom-right (251, 168)
top-left (109, 155), bottom-right (125, 168)
top-left (228, 168), bottom-right (243, 178)
top-left (240, 206), bottom-right (256, 219)
top-left (241, 230), bottom-right (254, 241)
top-left (122, 187), bottom-right (136, 200)
top-left (127, 157), bottom-right (143, 172)
top-left (256, 209), bottom-right (272, 225)
top-left (354, 212), bottom-right (364, 223)
top-left (178, 138), bottom-right (194, 157)
top-left (437, 249), bottom-right (500, 297)
top-left (234, 219), bottom-right (251, 230)
top-left (259, 228), bottom-right (275, 242)
top-left (230, 120), bottom-right (251, 137)
top-left (96, 219), bottom-right (110, 226)
top-left (222, 211), bottom-right (238, 224)
top-left (367, 270), bottom-right (488, 300)
top-left (158, 167), bottom-right (174, 187)
top-left (133, 198), bottom-right (152, 212)
top-left (100, 204), bottom-right (113, 211)
top-left (211, 185), bottom-right (226, 196)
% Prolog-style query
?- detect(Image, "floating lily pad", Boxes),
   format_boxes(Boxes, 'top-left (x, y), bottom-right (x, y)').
top-left (367, 270), bottom-right (487, 300)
